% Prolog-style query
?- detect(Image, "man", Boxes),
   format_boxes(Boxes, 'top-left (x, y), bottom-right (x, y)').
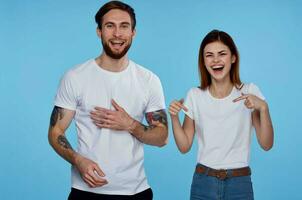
top-left (48, 1), bottom-right (168, 199)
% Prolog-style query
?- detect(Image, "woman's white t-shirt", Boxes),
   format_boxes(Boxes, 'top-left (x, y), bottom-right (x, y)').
top-left (184, 83), bottom-right (264, 169)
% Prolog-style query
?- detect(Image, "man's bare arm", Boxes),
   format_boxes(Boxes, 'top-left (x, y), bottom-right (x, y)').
top-left (90, 100), bottom-right (168, 147)
top-left (48, 106), bottom-right (77, 164)
top-left (130, 109), bottom-right (168, 147)
top-left (48, 106), bottom-right (107, 187)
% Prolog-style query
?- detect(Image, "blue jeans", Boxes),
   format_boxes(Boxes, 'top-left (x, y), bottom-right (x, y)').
top-left (190, 164), bottom-right (254, 200)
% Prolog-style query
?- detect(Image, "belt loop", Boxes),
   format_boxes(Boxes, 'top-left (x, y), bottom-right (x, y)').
top-left (227, 169), bottom-right (232, 178)
top-left (204, 164), bottom-right (210, 176)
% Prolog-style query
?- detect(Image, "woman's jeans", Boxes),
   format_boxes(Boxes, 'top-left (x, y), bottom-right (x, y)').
top-left (190, 164), bottom-right (254, 200)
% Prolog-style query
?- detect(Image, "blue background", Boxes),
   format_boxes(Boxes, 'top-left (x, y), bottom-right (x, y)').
top-left (1, 0), bottom-right (301, 199)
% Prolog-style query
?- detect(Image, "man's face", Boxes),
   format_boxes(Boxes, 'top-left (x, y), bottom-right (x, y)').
top-left (98, 9), bottom-right (135, 59)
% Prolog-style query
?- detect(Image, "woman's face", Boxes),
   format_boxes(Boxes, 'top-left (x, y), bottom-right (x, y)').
top-left (203, 41), bottom-right (236, 82)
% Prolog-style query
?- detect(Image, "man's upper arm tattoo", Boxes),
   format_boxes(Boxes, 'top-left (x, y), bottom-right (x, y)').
top-left (143, 109), bottom-right (168, 131)
top-left (50, 106), bottom-right (64, 127)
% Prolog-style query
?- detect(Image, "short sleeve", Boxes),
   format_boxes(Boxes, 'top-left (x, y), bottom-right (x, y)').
top-left (183, 89), bottom-right (195, 120)
top-left (54, 70), bottom-right (78, 111)
top-left (145, 74), bottom-right (166, 113)
top-left (248, 83), bottom-right (265, 100)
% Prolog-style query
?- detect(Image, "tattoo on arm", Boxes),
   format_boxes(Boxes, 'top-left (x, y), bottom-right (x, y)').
top-left (50, 106), bottom-right (64, 127)
top-left (57, 135), bottom-right (73, 150)
top-left (143, 109), bottom-right (168, 132)
top-left (142, 124), bottom-right (152, 132)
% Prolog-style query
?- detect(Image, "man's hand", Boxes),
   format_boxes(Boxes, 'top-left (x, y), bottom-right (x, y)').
top-left (90, 99), bottom-right (168, 146)
top-left (90, 99), bottom-right (135, 131)
top-left (74, 154), bottom-right (108, 188)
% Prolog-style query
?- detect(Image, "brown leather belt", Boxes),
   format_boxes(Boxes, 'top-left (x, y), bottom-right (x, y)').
top-left (195, 164), bottom-right (251, 180)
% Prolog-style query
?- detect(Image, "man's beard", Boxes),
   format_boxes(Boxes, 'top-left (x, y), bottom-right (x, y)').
top-left (101, 37), bottom-right (132, 59)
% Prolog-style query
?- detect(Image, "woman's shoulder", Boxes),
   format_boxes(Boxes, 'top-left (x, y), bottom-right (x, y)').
top-left (188, 86), bottom-right (205, 93)
top-left (186, 86), bottom-right (207, 98)
top-left (239, 83), bottom-right (261, 93)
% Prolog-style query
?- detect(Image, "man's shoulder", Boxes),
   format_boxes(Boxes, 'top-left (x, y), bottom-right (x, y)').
top-left (62, 59), bottom-right (95, 79)
top-left (69, 59), bottom-right (95, 74)
top-left (130, 60), bottom-right (160, 82)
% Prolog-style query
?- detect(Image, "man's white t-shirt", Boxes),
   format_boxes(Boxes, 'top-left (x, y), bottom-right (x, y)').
top-left (184, 83), bottom-right (264, 169)
top-left (54, 59), bottom-right (165, 195)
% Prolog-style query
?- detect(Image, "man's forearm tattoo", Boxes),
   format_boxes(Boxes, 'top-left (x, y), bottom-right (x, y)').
top-left (143, 109), bottom-right (168, 132)
top-left (50, 106), bottom-right (64, 127)
top-left (142, 124), bottom-right (152, 132)
top-left (50, 107), bottom-right (72, 150)
top-left (57, 135), bottom-right (73, 150)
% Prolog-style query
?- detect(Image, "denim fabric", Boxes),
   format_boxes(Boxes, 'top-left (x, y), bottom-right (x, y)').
top-left (190, 165), bottom-right (254, 200)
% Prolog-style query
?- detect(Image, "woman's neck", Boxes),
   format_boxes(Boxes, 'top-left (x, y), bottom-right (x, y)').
top-left (209, 80), bottom-right (233, 99)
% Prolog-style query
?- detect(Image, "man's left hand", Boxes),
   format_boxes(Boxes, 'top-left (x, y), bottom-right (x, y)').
top-left (90, 99), bottom-right (135, 131)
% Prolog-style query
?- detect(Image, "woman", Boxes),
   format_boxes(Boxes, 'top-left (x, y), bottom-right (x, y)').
top-left (169, 30), bottom-right (274, 200)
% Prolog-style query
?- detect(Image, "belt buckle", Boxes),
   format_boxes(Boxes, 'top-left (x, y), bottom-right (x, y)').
top-left (216, 170), bottom-right (228, 180)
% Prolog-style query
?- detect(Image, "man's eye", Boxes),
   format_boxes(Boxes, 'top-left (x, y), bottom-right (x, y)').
top-left (121, 25), bottom-right (130, 29)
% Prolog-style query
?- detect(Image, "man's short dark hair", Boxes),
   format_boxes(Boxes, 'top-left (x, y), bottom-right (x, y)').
top-left (95, 1), bottom-right (136, 30)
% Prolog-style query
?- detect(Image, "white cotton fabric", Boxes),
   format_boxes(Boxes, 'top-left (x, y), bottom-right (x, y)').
top-left (184, 83), bottom-right (264, 169)
top-left (54, 59), bottom-right (165, 195)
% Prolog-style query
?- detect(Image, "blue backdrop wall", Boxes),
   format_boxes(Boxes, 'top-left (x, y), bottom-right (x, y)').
top-left (1, 0), bottom-right (301, 199)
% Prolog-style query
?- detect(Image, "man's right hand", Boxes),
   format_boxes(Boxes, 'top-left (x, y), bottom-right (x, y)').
top-left (74, 154), bottom-right (108, 188)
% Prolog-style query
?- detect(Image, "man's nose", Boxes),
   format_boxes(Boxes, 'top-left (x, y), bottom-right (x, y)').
top-left (113, 27), bottom-right (122, 37)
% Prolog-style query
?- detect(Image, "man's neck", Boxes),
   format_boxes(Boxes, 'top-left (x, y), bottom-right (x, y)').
top-left (95, 53), bottom-right (129, 72)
